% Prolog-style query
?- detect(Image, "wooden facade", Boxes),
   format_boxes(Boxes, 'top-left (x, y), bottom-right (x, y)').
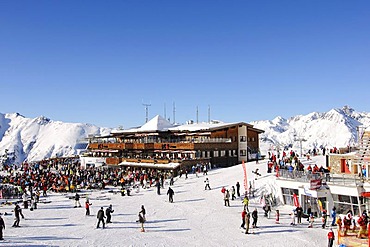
top-left (83, 118), bottom-right (264, 172)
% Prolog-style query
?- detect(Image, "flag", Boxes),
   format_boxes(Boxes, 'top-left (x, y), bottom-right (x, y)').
top-left (293, 193), bottom-right (299, 207)
top-left (242, 161), bottom-right (248, 193)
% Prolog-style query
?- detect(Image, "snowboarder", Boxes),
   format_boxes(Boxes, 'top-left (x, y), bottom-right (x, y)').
top-left (96, 207), bottom-right (105, 228)
top-left (74, 193), bottom-right (81, 208)
top-left (167, 187), bottom-right (175, 203)
top-left (204, 178), bottom-right (211, 190)
top-left (12, 203), bottom-right (24, 227)
top-left (0, 215), bottom-right (5, 240)
top-left (328, 228), bottom-right (335, 247)
top-left (106, 205), bottom-right (114, 223)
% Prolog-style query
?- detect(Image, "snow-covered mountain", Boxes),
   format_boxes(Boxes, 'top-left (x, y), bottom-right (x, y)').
top-left (1, 106), bottom-right (369, 165)
top-left (0, 113), bottom-right (111, 165)
top-left (252, 106), bottom-right (370, 154)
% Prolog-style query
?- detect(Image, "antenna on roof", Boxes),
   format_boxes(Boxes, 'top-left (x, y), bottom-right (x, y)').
top-left (208, 105), bottom-right (211, 123)
top-left (196, 106), bottom-right (199, 124)
top-left (173, 102), bottom-right (176, 124)
top-left (142, 102), bottom-right (151, 123)
top-left (164, 103), bottom-right (167, 120)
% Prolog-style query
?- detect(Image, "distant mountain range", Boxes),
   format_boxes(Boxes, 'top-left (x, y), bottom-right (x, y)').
top-left (0, 106), bottom-right (369, 165)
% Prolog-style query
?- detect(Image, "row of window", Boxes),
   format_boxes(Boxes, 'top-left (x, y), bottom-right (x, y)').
top-left (239, 136), bottom-right (256, 142)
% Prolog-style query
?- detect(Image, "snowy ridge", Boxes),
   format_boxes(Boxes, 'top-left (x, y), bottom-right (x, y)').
top-left (0, 113), bottom-right (111, 164)
top-left (1, 106), bottom-right (369, 164)
top-left (252, 106), bottom-right (368, 154)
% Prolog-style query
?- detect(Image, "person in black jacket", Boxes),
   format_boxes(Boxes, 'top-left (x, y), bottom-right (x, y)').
top-left (0, 215), bottom-right (5, 240)
top-left (167, 187), bottom-right (175, 203)
top-left (106, 205), bottom-right (114, 223)
top-left (252, 208), bottom-right (258, 228)
top-left (12, 204), bottom-right (24, 227)
top-left (74, 193), bottom-right (81, 208)
top-left (96, 207), bottom-right (105, 228)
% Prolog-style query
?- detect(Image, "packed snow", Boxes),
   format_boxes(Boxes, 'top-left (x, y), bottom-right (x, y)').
top-left (0, 155), bottom-right (332, 247)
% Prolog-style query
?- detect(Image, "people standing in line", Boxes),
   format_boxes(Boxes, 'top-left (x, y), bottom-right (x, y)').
top-left (106, 205), bottom-right (114, 223)
top-left (96, 207), bottom-right (105, 229)
top-left (245, 212), bottom-right (251, 234)
top-left (236, 182), bottom-right (240, 197)
top-left (85, 198), bottom-right (92, 216)
top-left (74, 193), bottom-right (81, 208)
top-left (167, 187), bottom-right (175, 203)
top-left (240, 209), bottom-right (246, 229)
top-left (251, 208), bottom-right (258, 228)
top-left (331, 207), bottom-right (337, 226)
top-left (204, 178), bottom-right (211, 190)
top-left (0, 215), bottom-right (5, 240)
top-left (224, 190), bottom-right (230, 207)
top-left (12, 204), bottom-right (24, 227)
top-left (327, 228), bottom-right (335, 247)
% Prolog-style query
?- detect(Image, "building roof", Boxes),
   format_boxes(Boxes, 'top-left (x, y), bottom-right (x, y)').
top-left (111, 115), bottom-right (264, 135)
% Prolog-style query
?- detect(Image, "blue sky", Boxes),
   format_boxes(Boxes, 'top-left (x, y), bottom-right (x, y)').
top-left (1, 1), bottom-right (370, 128)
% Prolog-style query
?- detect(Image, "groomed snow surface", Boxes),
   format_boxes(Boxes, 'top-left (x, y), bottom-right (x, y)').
top-left (0, 156), bottom-right (330, 247)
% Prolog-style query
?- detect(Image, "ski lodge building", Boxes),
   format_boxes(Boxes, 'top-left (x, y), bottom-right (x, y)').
top-left (80, 115), bottom-right (264, 174)
top-left (275, 127), bottom-right (370, 218)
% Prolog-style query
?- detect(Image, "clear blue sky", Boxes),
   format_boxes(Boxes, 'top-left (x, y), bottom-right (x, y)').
top-left (1, 1), bottom-right (370, 128)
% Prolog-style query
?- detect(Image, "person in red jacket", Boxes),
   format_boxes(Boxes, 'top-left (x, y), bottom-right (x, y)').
top-left (240, 209), bottom-right (246, 229)
top-left (327, 228), bottom-right (335, 247)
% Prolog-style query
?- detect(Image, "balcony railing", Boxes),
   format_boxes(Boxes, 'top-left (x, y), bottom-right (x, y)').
top-left (88, 138), bottom-right (232, 144)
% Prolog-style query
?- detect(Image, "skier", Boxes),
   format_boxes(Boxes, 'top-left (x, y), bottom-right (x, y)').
top-left (242, 196), bottom-right (249, 211)
top-left (327, 228), bottom-right (335, 247)
top-left (0, 215), bottom-right (5, 240)
top-left (224, 190), bottom-right (230, 207)
top-left (167, 187), bottom-right (175, 203)
top-left (236, 182), bottom-right (240, 197)
top-left (96, 207), bottom-right (105, 228)
top-left (251, 208), bottom-right (258, 228)
top-left (204, 178), bottom-right (211, 190)
top-left (106, 205), bottom-right (114, 223)
top-left (12, 203), bottom-right (24, 227)
top-left (85, 198), bottom-right (92, 216)
top-left (74, 193), bottom-right (81, 208)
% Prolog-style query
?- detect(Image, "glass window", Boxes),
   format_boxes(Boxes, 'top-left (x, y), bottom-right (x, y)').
top-left (351, 196), bottom-right (358, 204)
top-left (338, 195), bottom-right (351, 203)
top-left (240, 150), bottom-right (247, 156)
top-left (240, 136), bottom-right (246, 142)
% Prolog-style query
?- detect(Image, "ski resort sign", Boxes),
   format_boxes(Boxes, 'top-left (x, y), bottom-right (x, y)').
top-left (310, 179), bottom-right (322, 190)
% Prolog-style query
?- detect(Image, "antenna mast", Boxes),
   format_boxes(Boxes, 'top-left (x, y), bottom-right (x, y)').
top-left (208, 105), bottom-right (211, 123)
top-left (196, 106), bottom-right (199, 124)
top-left (173, 102), bottom-right (176, 124)
top-left (142, 102), bottom-right (151, 123)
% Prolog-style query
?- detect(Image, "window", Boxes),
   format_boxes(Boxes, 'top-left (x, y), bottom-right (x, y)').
top-left (240, 150), bottom-right (247, 156)
top-left (240, 136), bottom-right (246, 142)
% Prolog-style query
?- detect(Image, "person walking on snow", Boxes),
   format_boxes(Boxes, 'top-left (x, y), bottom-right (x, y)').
top-left (252, 208), bottom-right (258, 228)
top-left (74, 193), bottom-right (81, 208)
top-left (327, 228), bottom-right (335, 247)
top-left (138, 212), bottom-right (145, 232)
top-left (231, 186), bottom-right (236, 200)
top-left (106, 205), bottom-right (114, 223)
top-left (139, 205), bottom-right (146, 222)
top-left (85, 198), bottom-right (92, 216)
top-left (236, 182), bottom-right (241, 197)
top-left (240, 209), bottom-right (246, 229)
top-left (167, 187), bottom-right (175, 203)
top-left (245, 212), bottom-right (251, 234)
top-left (224, 190), bottom-right (230, 207)
top-left (96, 207), bottom-right (105, 228)
top-left (12, 204), bottom-right (24, 227)
top-left (204, 178), bottom-right (211, 190)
